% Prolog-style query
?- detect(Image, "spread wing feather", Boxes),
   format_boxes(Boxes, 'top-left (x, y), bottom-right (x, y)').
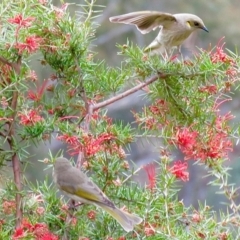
top-left (109, 11), bottom-right (176, 34)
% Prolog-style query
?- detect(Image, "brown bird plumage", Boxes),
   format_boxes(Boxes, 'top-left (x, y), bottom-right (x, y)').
top-left (109, 11), bottom-right (208, 55)
top-left (53, 157), bottom-right (142, 232)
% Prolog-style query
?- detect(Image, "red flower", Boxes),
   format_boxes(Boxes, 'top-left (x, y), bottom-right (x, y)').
top-left (149, 99), bottom-right (168, 115)
top-left (144, 222), bottom-right (156, 236)
top-left (210, 37), bottom-right (235, 64)
top-left (33, 223), bottom-right (58, 239)
top-left (192, 212), bottom-right (202, 223)
top-left (169, 161), bottom-right (189, 182)
top-left (26, 70), bottom-right (38, 82)
top-left (2, 200), bottom-right (16, 214)
top-left (143, 163), bottom-right (156, 192)
top-left (12, 227), bottom-right (25, 239)
top-left (176, 127), bottom-right (198, 151)
top-left (22, 218), bottom-right (33, 231)
top-left (53, 4), bottom-right (69, 19)
top-left (57, 134), bottom-right (80, 145)
top-left (144, 117), bottom-right (157, 130)
top-left (8, 14), bottom-right (35, 27)
top-left (82, 133), bottom-right (114, 156)
top-left (69, 133), bottom-right (114, 156)
top-left (27, 80), bottom-right (48, 102)
top-left (87, 210), bottom-right (96, 220)
top-left (226, 67), bottom-right (237, 77)
top-left (199, 85), bottom-right (217, 94)
top-left (57, 132), bottom-right (115, 156)
top-left (15, 35), bottom-right (42, 54)
top-left (18, 109), bottom-right (43, 126)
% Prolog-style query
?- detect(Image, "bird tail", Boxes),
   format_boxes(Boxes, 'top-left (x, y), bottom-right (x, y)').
top-left (100, 204), bottom-right (142, 232)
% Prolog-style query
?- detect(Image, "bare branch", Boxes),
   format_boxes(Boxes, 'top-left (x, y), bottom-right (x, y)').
top-left (91, 73), bottom-right (165, 112)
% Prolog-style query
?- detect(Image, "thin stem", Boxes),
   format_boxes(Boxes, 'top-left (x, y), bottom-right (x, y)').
top-left (85, 0), bottom-right (96, 23)
top-left (91, 73), bottom-right (165, 112)
top-left (74, 58), bottom-right (90, 167)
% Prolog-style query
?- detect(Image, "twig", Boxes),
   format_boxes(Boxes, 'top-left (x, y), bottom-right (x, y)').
top-left (90, 73), bottom-right (165, 112)
top-left (74, 58), bottom-right (90, 168)
top-left (85, 0), bottom-right (96, 23)
top-left (122, 166), bottom-right (142, 184)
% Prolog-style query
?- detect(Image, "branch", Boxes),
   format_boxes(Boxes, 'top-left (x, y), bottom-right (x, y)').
top-left (1, 55), bottom-right (23, 228)
top-left (90, 72), bottom-right (166, 112)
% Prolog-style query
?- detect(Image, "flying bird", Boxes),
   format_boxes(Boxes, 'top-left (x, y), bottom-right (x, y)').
top-left (109, 11), bottom-right (208, 55)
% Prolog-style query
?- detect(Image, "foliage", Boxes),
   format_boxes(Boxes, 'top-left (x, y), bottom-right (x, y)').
top-left (0, 0), bottom-right (240, 239)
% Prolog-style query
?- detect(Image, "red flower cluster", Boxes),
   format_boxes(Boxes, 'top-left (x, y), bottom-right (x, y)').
top-left (15, 35), bottom-right (43, 54)
top-left (176, 127), bottom-right (198, 154)
top-left (18, 109), bottom-right (43, 126)
top-left (12, 220), bottom-right (58, 240)
top-left (169, 161), bottom-right (189, 182)
top-left (8, 14), bottom-right (35, 28)
top-left (210, 38), bottom-right (237, 81)
top-left (57, 132), bottom-right (115, 157)
top-left (210, 38), bottom-right (234, 64)
top-left (175, 114), bottom-right (233, 161)
top-left (57, 134), bottom-right (79, 145)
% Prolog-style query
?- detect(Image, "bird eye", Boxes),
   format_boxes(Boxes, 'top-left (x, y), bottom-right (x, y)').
top-left (194, 22), bottom-right (199, 26)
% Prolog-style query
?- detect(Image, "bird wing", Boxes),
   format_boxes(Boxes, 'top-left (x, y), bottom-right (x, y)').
top-left (58, 167), bottom-right (114, 207)
top-left (109, 11), bottom-right (177, 34)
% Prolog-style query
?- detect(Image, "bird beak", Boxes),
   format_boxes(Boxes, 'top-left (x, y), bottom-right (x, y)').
top-left (201, 26), bottom-right (209, 32)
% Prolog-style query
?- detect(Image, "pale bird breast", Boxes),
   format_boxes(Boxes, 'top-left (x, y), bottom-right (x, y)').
top-left (159, 25), bottom-right (192, 47)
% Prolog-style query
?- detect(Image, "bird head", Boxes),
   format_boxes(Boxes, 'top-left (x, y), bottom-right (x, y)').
top-left (54, 157), bottom-right (72, 172)
top-left (175, 14), bottom-right (208, 33)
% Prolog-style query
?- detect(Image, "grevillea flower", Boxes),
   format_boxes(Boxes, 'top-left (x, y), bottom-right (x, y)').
top-left (174, 116), bottom-right (232, 161)
top-left (169, 161), bottom-right (189, 182)
top-left (12, 227), bottom-right (25, 239)
top-left (81, 133), bottom-right (114, 156)
top-left (210, 38), bottom-right (235, 64)
top-left (198, 85), bottom-right (217, 94)
top-left (27, 80), bottom-right (48, 102)
top-left (8, 14), bottom-right (35, 27)
top-left (18, 109), bottom-right (43, 126)
top-left (176, 127), bottom-right (198, 152)
top-left (143, 163), bottom-right (156, 192)
top-left (56, 134), bottom-right (79, 145)
top-left (15, 35), bottom-right (43, 54)
top-left (144, 222), bottom-right (156, 236)
top-left (12, 220), bottom-right (59, 240)
top-left (57, 132), bottom-right (115, 157)
top-left (87, 210), bottom-right (96, 220)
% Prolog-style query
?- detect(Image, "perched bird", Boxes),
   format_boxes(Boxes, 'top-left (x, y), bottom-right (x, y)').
top-left (53, 157), bottom-right (142, 232)
top-left (109, 11), bottom-right (208, 55)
